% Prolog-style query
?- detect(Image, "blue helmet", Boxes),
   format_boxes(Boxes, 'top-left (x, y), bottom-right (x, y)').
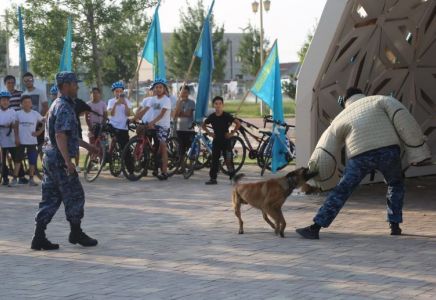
top-left (50, 85), bottom-right (58, 95)
top-left (111, 81), bottom-right (126, 91)
top-left (150, 78), bottom-right (167, 90)
top-left (0, 91), bottom-right (12, 99)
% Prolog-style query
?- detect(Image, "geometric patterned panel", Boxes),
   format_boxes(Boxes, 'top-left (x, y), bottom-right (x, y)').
top-left (313, 0), bottom-right (436, 178)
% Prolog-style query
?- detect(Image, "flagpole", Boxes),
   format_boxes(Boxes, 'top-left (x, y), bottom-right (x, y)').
top-left (234, 39), bottom-right (277, 118)
top-left (173, 55), bottom-right (197, 117)
top-left (130, 56), bottom-right (144, 107)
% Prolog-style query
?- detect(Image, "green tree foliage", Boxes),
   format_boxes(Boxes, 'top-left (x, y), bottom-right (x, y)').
top-left (282, 74), bottom-right (297, 99)
top-left (297, 21), bottom-right (318, 64)
top-left (0, 30), bottom-right (7, 76)
top-left (236, 24), bottom-right (270, 78)
top-left (7, 0), bottom-right (157, 93)
top-left (164, 0), bottom-right (227, 82)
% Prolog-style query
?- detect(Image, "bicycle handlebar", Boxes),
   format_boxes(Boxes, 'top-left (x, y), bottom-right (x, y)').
top-left (263, 115), bottom-right (295, 132)
top-left (89, 110), bottom-right (109, 121)
top-left (188, 121), bottom-right (202, 130)
top-left (235, 117), bottom-right (259, 130)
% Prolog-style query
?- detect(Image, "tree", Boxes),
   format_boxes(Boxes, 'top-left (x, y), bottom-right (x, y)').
top-left (164, 0), bottom-right (227, 82)
top-left (236, 24), bottom-right (270, 78)
top-left (282, 74), bottom-right (297, 99)
top-left (0, 30), bottom-right (7, 76)
top-left (297, 20), bottom-right (318, 64)
top-left (7, 0), bottom-right (157, 94)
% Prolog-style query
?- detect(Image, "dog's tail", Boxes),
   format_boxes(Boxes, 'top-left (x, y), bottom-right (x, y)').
top-left (231, 173), bottom-right (245, 186)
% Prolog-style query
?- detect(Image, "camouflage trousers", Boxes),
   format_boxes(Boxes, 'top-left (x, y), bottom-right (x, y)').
top-left (314, 145), bottom-right (404, 228)
top-left (35, 155), bottom-right (85, 225)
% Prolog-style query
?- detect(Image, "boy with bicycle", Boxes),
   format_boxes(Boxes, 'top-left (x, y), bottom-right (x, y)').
top-left (135, 78), bottom-right (171, 181)
top-left (202, 96), bottom-right (241, 185)
top-left (86, 87), bottom-right (107, 145)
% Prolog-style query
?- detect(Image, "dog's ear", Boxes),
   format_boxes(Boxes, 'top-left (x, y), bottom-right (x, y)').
top-left (302, 167), bottom-right (318, 181)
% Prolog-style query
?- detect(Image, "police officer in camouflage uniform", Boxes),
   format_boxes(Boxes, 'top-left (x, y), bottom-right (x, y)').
top-left (296, 87), bottom-right (407, 239)
top-left (31, 71), bottom-right (98, 250)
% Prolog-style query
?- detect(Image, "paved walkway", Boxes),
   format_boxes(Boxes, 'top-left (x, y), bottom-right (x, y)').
top-left (1, 165), bottom-right (436, 299)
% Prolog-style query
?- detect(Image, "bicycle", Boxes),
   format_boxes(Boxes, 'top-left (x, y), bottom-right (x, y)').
top-left (181, 122), bottom-right (244, 179)
top-left (83, 111), bottom-right (124, 181)
top-left (258, 117), bottom-right (296, 176)
top-left (120, 120), bottom-right (182, 181)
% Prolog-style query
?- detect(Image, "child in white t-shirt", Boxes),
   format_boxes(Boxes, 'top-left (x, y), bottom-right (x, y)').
top-left (0, 91), bottom-right (16, 185)
top-left (10, 95), bottom-right (45, 187)
top-left (135, 79), bottom-right (171, 180)
top-left (107, 81), bottom-right (134, 177)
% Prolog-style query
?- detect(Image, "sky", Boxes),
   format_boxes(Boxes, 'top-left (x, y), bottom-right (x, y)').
top-left (2, 0), bottom-right (328, 65)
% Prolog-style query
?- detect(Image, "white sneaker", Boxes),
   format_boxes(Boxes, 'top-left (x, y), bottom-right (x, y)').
top-left (8, 178), bottom-right (18, 187)
top-left (28, 178), bottom-right (38, 186)
top-left (75, 166), bottom-right (82, 173)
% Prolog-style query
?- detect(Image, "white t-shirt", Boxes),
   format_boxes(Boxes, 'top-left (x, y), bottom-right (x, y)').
top-left (0, 108), bottom-right (17, 148)
top-left (107, 98), bottom-right (132, 130)
top-left (140, 97), bottom-right (154, 123)
top-left (21, 87), bottom-right (48, 114)
top-left (15, 110), bottom-right (43, 145)
top-left (146, 95), bottom-right (171, 128)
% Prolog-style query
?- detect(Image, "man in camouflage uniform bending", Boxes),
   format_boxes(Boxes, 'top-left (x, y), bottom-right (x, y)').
top-left (31, 71), bottom-right (99, 250)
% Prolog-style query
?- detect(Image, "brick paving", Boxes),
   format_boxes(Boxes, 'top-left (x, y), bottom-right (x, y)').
top-left (1, 165), bottom-right (436, 299)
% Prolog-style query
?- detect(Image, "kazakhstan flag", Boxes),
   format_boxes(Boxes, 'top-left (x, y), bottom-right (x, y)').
top-left (194, 0), bottom-right (215, 122)
top-left (250, 42), bottom-right (288, 173)
top-left (59, 17), bottom-right (72, 72)
top-left (142, 2), bottom-right (166, 80)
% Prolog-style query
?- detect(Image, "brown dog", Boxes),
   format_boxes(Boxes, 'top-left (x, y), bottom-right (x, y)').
top-left (231, 167), bottom-right (318, 237)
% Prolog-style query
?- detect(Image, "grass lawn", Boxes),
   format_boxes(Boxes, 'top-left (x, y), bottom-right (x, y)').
top-left (216, 99), bottom-right (295, 118)
top-left (129, 99), bottom-right (295, 118)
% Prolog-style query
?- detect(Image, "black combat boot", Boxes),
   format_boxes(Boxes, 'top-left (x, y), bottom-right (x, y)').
top-left (31, 222), bottom-right (60, 250)
top-left (389, 222), bottom-right (402, 235)
top-left (69, 222), bottom-right (98, 247)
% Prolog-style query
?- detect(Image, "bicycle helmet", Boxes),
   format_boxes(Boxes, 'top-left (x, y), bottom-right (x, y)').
top-left (0, 91), bottom-right (12, 99)
top-left (150, 78), bottom-right (167, 90)
top-left (111, 81), bottom-right (126, 91)
top-left (50, 85), bottom-right (58, 95)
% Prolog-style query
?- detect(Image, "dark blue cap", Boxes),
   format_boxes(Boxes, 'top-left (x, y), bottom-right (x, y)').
top-left (55, 71), bottom-right (83, 85)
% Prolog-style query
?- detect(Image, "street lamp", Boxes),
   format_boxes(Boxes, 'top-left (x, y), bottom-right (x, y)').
top-left (252, 0), bottom-right (271, 115)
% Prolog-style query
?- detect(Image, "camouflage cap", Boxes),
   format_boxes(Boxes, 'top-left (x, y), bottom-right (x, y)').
top-left (56, 71), bottom-right (83, 85)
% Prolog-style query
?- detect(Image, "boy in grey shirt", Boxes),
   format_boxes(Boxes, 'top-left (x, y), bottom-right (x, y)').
top-left (174, 86), bottom-right (195, 173)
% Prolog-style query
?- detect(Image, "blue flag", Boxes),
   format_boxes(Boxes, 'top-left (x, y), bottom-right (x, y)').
top-left (250, 42), bottom-right (287, 173)
top-left (59, 17), bottom-right (72, 72)
top-left (142, 2), bottom-right (166, 80)
top-left (18, 7), bottom-right (27, 90)
top-left (194, 0), bottom-right (215, 122)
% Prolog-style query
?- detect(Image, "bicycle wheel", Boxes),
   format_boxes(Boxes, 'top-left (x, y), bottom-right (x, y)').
top-left (194, 140), bottom-right (211, 170)
top-left (220, 136), bottom-right (246, 175)
top-left (109, 141), bottom-right (122, 177)
top-left (183, 139), bottom-right (200, 179)
top-left (166, 137), bottom-right (182, 177)
top-left (84, 140), bottom-right (107, 182)
top-left (121, 137), bottom-right (149, 181)
top-left (257, 138), bottom-right (287, 172)
top-left (261, 139), bottom-right (273, 176)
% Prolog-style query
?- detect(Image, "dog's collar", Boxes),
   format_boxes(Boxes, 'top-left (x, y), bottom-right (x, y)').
top-left (287, 176), bottom-right (297, 189)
